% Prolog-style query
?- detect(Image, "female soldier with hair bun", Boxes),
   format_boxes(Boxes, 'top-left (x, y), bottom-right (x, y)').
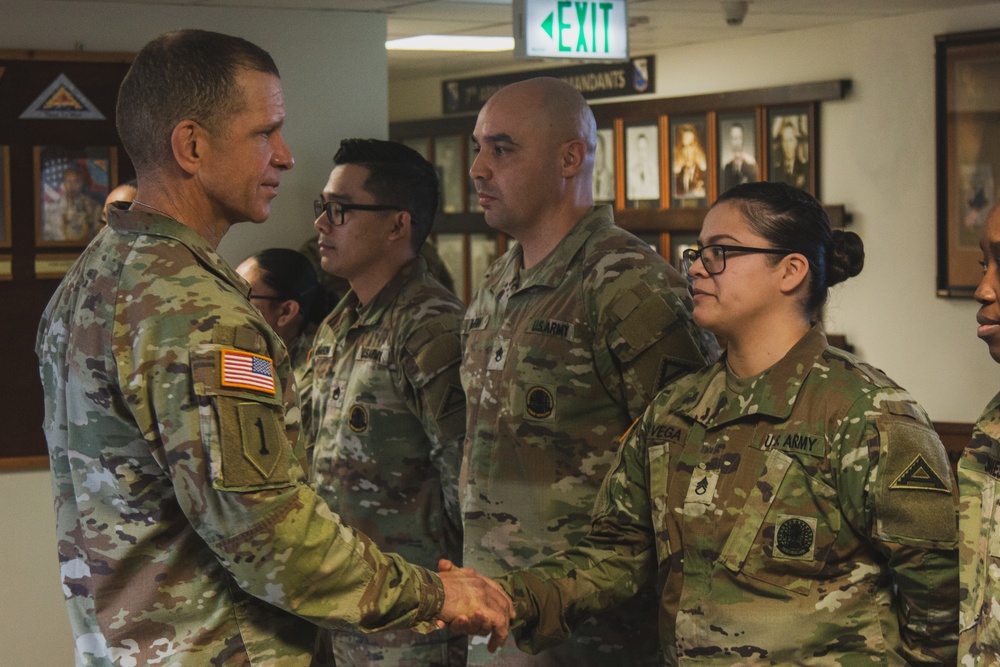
top-left (237, 247), bottom-right (328, 387)
top-left (480, 181), bottom-right (959, 664)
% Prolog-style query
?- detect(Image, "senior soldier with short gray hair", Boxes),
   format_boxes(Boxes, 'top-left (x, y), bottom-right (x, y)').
top-left (35, 28), bottom-right (510, 666)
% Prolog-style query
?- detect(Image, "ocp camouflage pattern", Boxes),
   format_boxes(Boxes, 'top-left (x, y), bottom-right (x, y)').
top-left (35, 206), bottom-right (444, 666)
top-left (500, 326), bottom-right (959, 665)
top-left (959, 390), bottom-right (1000, 665)
top-left (306, 257), bottom-right (466, 665)
top-left (460, 206), bottom-right (718, 665)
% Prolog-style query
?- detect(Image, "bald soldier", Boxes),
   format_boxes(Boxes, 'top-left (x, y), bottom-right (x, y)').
top-left (456, 77), bottom-right (717, 665)
top-left (35, 29), bottom-right (510, 666)
top-left (960, 205), bottom-right (1000, 663)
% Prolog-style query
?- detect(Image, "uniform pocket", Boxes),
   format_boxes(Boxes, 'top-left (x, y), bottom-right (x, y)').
top-left (958, 462), bottom-right (997, 636)
top-left (718, 449), bottom-right (841, 595)
top-left (646, 442), bottom-right (672, 565)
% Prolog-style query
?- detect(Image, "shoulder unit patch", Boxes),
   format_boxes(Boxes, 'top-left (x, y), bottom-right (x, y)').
top-left (889, 454), bottom-right (950, 493)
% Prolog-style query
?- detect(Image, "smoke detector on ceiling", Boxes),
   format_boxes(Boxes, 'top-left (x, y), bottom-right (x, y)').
top-left (721, 0), bottom-right (749, 27)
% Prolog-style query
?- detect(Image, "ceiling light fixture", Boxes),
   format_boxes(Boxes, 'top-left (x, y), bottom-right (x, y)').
top-left (385, 35), bottom-right (515, 52)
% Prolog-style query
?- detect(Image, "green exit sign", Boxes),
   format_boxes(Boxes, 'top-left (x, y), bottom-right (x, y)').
top-left (514, 0), bottom-right (628, 61)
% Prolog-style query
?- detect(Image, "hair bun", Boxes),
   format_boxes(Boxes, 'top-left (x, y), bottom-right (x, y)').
top-left (827, 229), bottom-right (864, 286)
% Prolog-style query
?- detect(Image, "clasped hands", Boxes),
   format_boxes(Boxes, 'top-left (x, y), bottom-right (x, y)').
top-left (436, 559), bottom-right (515, 652)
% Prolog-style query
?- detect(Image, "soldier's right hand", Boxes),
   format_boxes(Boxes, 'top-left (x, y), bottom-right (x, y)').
top-left (436, 558), bottom-right (515, 652)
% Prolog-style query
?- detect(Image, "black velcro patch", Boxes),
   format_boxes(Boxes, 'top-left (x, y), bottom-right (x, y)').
top-left (437, 384), bottom-right (466, 418)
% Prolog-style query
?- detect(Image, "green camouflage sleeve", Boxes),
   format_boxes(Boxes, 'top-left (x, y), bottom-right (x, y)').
top-left (400, 318), bottom-right (466, 542)
top-left (119, 311), bottom-right (444, 633)
top-left (589, 262), bottom-right (716, 420)
top-left (835, 391), bottom-right (959, 663)
top-left (498, 419), bottom-right (658, 653)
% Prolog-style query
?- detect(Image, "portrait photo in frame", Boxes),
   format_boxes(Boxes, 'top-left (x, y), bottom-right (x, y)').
top-left (768, 106), bottom-right (814, 194)
top-left (670, 116), bottom-right (709, 207)
top-left (625, 122), bottom-right (660, 207)
top-left (434, 134), bottom-right (464, 213)
top-left (468, 137), bottom-right (482, 213)
top-left (671, 232), bottom-right (699, 275)
top-left (35, 145), bottom-right (116, 246)
top-left (936, 28), bottom-right (1000, 297)
top-left (435, 233), bottom-right (467, 302)
top-left (0, 146), bottom-right (10, 248)
top-left (717, 112), bottom-right (759, 195)
top-left (593, 127), bottom-right (616, 204)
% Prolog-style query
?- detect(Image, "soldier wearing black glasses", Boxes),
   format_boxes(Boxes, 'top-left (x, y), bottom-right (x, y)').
top-left (305, 138), bottom-right (469, 667)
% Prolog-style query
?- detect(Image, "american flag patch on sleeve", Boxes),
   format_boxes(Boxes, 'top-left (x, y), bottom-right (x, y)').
top-left (220, 349), bottom-right (276, 394)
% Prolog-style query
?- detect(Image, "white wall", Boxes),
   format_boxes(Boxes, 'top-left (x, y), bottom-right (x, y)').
top-left (390, 4), bottom-right (1000, 424)
top-left (0, 2), bottom-right (388, 663)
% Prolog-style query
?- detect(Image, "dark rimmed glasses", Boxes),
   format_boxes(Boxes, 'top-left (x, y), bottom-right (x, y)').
top-left (682, 244), bottom-right (793, 276)
top-left (313, 199), bottom-right (405, 227)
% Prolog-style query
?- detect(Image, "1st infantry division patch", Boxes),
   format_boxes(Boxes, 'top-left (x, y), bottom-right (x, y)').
top-left (889, 454), bottom-right (949, 493)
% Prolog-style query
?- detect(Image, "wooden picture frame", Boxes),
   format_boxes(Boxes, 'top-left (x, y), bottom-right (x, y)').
top-left (0, 146), bottom-right (9, 248)
top-left (767, 105), bottom-right (815, 195)
top-left (669, 115), bottom-right (709, 208)
top-left (671, 232), bottom-right (699, 275)
top-left (593, 127), bottom-right (616, 204)
top-left (467, 137), bottom-right (482, 213)
top-left (433, 134), bottom-right (464, 214)
top-left (935, 28), bottom-right (1000, 297)
top-left (34, 145), bottom-right (116, 247)
top-left (624, 122), bottom-right (660, 207)
top-left (717, 112), bottom-right (759, 195)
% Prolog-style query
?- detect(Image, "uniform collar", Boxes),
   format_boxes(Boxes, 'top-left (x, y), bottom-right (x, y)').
top-left (107, 202), bottom-right (250, 296)
top-left (486, 205), bottom-right (614, 296)
top-left (680, 324), bottom-right (829, 428)
top-left (336, 256), bottom-right (428, 331)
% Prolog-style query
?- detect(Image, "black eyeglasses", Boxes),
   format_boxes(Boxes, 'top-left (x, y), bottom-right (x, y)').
top-left (248, 293), bottom-right (285, 302)
top-left (313, 199), bottom-right (404, 226)
top-left (682, 244), bottom-right (793, 276)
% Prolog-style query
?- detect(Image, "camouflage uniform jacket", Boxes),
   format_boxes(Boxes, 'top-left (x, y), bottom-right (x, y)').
top-left (35, 206), bottom-right (444, 667)
top-left (460, 205), bottom-right (716, 665)
top-left (500, 326), bottom-right (959, 665)
top-left (959, 390), bottom-right (1000, 664)
top-left (307, 256), bottom-right (465, 567)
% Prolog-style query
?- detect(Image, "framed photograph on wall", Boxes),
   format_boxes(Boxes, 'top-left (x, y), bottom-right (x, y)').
top-left (469, 233), bottom-right (498, 298)
top-left (0, 146), bottom-right (10, 248)
top-left (35, 145), bottom-right (116, 246)
top-left (767, 106), bottom-right (814, 195)
top-left (625, 122), bottom-right (660, 208)
top-left (400, 136), bottom-right (430, 160)
top-left (434, 134), bottom-right (464, 213)
top-left (936, 28), bottom-right (1000, 297)
top-left (435, 233), bottom-right (467, 302)
top-left (671, 232), bottom-right (699, 275)
top-left (717, 112), bottom-right (759, 195)
top-left (670, 116), bottom-right (708, 207)
top-left (593, 127), bottom-right (616, 204)
top-left (468, 138), bottom-right (482, 213)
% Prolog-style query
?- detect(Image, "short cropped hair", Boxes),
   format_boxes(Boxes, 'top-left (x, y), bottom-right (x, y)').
top-left (333, 139), bottom-right (440, 252)
top-left (116, 29), bottom-right (278, 175)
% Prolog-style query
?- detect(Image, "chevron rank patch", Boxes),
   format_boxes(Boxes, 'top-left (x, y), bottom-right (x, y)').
top-left (889, 453), bottom-right (949, 492)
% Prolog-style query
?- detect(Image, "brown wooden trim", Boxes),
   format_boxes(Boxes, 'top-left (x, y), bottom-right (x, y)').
top-left (0, 455), bottom-right (48, 472)
top-left (592, 79), bottom-right (850, 124)
top-left (392, 80), bottom-right (851, 139)
top-left (0, 48), bottom-right (134, 63)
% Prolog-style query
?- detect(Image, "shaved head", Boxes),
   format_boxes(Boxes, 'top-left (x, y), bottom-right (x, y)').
top-left (485, 77), bottom-right (597, 160)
